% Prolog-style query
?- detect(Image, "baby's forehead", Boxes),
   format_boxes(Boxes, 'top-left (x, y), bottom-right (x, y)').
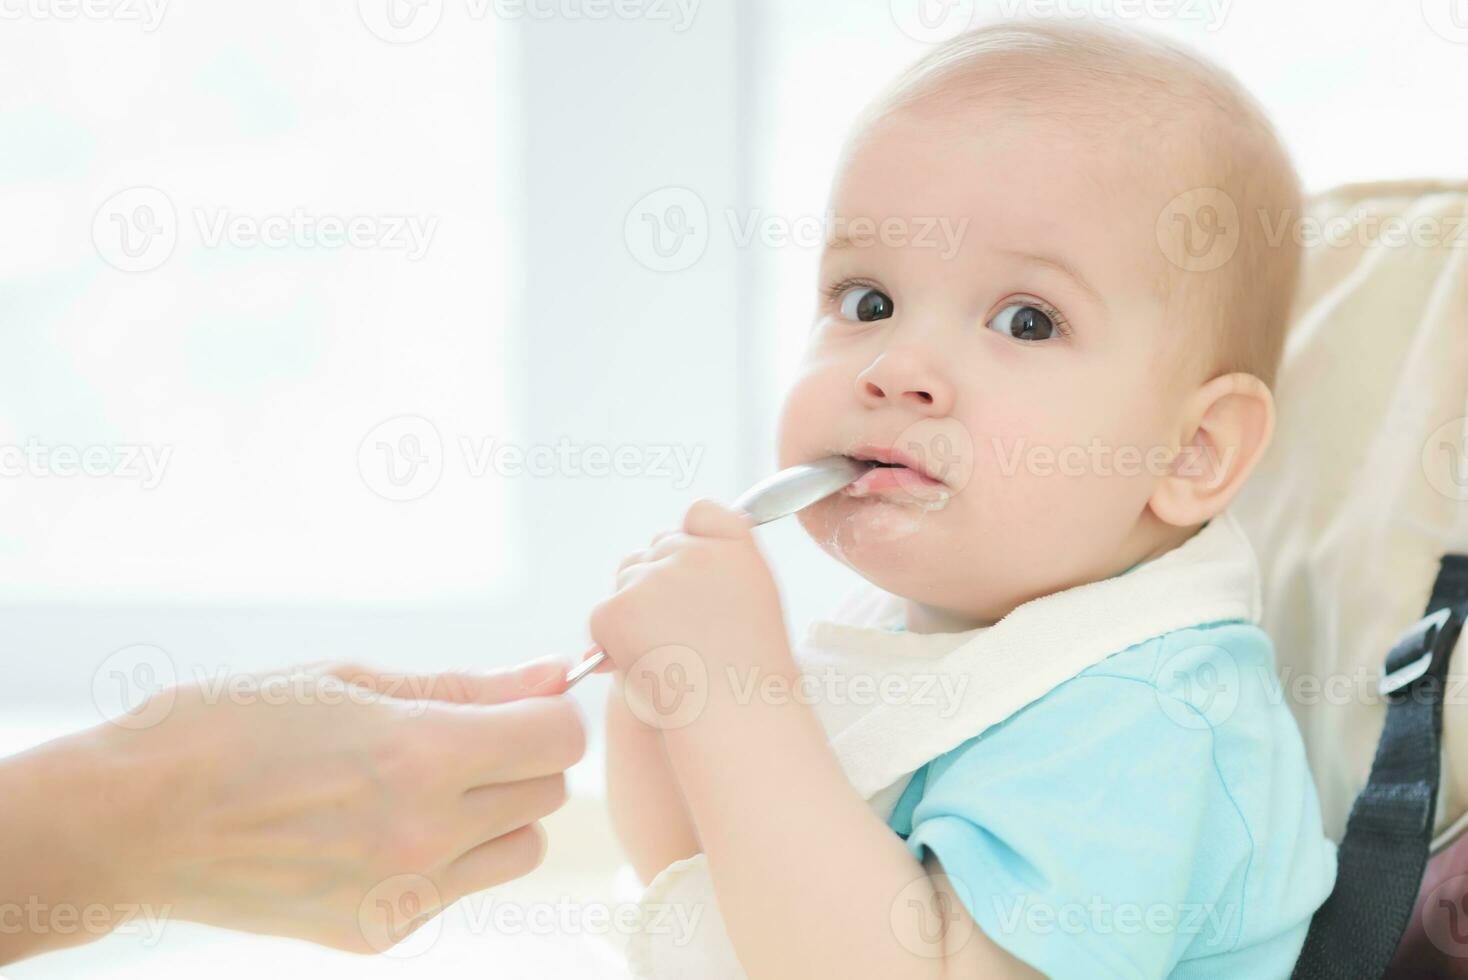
top-left (838, 85), bottom-right (1200, 207)
top-left (828, 104), bottom-right (1178, 298)
top-left (837, 36), bottom-right (1236, 214)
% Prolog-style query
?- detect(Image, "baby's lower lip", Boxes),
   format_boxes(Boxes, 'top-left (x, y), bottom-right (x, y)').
top-left (845, 464), bottom-right (945, 497)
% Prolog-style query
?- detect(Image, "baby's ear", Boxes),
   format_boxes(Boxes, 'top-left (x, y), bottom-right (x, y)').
top-left (1148, 372), bottom-right (1275, 528)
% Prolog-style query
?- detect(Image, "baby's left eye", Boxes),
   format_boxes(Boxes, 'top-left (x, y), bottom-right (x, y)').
top-left (986, 303), bottom-right (1061, 342)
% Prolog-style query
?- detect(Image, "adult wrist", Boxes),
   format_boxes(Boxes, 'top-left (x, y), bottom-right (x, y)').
top-left (0, 724), bottom-right (163, 962)
top-left (61, 720), bottom-right (178, 911)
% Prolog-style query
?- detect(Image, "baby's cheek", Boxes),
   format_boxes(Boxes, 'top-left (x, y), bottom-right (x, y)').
top-left (775, 373), bottom-right (839, 466)
top-left (965, 407), bottom-right (1136, 513)
top-left (774, 403), bottom-right (810, 470)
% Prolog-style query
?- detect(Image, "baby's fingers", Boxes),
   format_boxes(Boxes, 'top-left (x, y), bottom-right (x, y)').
top-left (614, 528), bottom-right (681, 586)
top-left (684, 498), bottom-right (754, 539)
top-left (647, 527), bottom-right (678, 549)
top-left (616, 534), bottom-right (690, 589)
top-left (616, 549), bottom-right (649, 583)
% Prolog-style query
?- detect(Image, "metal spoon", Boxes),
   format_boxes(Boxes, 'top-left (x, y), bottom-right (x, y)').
top-left (563, 455), bottom-right (871, 688)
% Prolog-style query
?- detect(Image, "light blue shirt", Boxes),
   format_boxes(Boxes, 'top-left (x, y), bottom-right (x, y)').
top-left (885, 620), bottom-right (1337, 979)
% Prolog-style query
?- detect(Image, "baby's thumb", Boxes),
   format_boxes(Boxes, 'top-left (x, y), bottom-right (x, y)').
top-left (683, 497), bottom-right (754, 539)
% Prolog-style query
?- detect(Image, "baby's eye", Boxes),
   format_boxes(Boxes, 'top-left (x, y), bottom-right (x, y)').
top-left (838, 286), bottom-right (894, 323)
top-left (986, 303), bottom-right (1061, 342)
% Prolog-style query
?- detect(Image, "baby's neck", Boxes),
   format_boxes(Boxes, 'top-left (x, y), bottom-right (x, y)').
top-left (903, 602), bottom-right (996, 634)
top-left (902, 513), bottom-right (1207, 635)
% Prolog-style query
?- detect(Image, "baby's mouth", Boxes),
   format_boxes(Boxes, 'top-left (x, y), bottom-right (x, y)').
top-left (838, 447), bottom-right (952, 506)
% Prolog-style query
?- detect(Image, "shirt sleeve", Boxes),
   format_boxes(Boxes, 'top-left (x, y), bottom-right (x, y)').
top-left (895, 671), bottom-right (1252, 979)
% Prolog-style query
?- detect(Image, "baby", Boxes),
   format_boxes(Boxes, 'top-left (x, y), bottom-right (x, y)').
top-left (588, 19), bottom-right (1336, 979)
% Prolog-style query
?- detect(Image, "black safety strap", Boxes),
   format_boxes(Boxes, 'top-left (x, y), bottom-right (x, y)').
top-left (1292, 555), bottom-right (1468, 980)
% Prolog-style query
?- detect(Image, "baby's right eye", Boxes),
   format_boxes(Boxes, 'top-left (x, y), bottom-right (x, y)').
top-left (837, 285), bottom-right (895, 323)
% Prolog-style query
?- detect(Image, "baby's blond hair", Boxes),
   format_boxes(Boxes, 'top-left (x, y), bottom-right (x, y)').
top-left (852, 20), bottom-right (1302, 389)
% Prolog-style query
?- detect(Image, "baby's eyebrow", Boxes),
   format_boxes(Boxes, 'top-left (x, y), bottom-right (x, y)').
top-left (821, 235), bottom-right (1108, 312)
top-left (1000, 247), bottom-right (1106, 310)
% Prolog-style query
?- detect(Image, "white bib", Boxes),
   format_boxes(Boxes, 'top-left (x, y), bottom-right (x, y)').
top-left (626, 511), bottom-right (1263, 979)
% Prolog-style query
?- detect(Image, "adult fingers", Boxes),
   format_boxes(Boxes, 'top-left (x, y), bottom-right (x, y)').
top-left (440, 823), bottom-right (548, 902)
top-left (431, 694), bottom-right (588, 788)
top-left (452, 774), bottom-right (568, 855)
top-left (326, 657), bottom-right (569, 706)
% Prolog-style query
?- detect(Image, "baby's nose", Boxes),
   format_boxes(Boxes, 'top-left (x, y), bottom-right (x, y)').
top-left (855, 350), bottom-right (954, 416)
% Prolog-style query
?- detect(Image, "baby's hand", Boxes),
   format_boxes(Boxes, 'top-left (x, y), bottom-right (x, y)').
top-left (589, 499), bottom-right (795, 723)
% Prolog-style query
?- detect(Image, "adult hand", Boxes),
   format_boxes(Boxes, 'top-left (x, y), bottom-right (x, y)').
top-left (0, 657), bottom-right (586, 963)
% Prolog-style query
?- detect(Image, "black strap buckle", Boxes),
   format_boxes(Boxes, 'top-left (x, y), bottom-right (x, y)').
top-left (1379, 607), bottom-right (1456, 696)
top-left (1294, 558), bottom-right (1468, 980)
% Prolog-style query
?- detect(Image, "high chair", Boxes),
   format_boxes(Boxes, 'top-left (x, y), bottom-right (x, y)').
top-left (1230, 179), bottom-right (1468, 978)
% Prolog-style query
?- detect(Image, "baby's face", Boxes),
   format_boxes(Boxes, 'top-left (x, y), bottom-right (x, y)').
top-left (778, 104), bottom-right (1196, 627)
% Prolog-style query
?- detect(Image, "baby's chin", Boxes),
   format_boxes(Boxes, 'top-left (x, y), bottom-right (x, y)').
top-left (800, 499), bottom-right (1022, 629)
top-left (799, 492), bottom-right (952, 579)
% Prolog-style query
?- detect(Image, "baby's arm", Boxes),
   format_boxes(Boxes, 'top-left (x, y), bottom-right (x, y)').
top-left (590, 501), bottom-right (1038, 979)
top-left (604, 674), bottom-right (700, 884)
top-left (661, 672), bottom-right (1039, 980)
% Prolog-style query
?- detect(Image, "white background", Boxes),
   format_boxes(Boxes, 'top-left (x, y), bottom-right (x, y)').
top-left (1, 0), bottom-right (1464, 974)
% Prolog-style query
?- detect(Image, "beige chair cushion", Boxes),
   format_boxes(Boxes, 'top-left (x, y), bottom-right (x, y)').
top-left (1233, 179), bottom-right (1468, 840)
